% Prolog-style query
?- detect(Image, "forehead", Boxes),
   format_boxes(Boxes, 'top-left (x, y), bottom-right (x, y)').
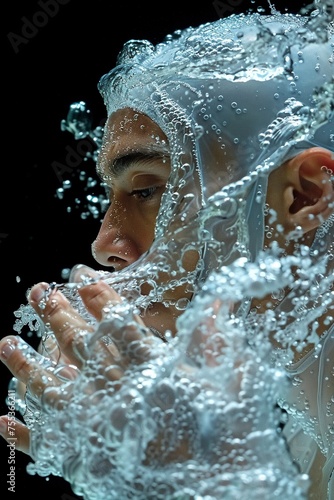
top-left (97, 108), bottom-right (169, 180)
top-left (100, 108), bottom-right (167, 156)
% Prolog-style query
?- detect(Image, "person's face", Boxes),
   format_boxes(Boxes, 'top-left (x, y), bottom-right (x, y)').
top-left (92, 108), bottom-right (199, 335)
top-left (92, 108), bottom-right (170, 270)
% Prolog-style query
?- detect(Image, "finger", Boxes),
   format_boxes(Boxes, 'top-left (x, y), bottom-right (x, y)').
top-left (37, 335), bottom-right (60, 363)
top-left (0, 415), bottom-right (30, 454)
top-left (70, 265), bottom-right (150, 333)
top-left (15, 379), bottom-right (27, 401)
top-left (29, 282), bottom-right (96, 365)
top-left (69, 264), bottom-right (122, 322)
top-left (0, 335), bottom-right (61, 397)
top-left (0, 336), bottom-right (80, 431)
top-left (75, 267), bottom-right (146, 327)
top-left (77, 277), bottom-right (159, 365)
top-left (30, 277), bottom-right (155, 371)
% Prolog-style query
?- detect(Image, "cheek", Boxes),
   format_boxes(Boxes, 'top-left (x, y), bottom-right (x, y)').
top-left (129, 210), bottom-right (157, 253)
top-left (131, 200), bottom-right (161, 232)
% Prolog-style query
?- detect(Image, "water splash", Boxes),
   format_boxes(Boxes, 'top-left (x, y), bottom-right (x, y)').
top-left (56, 101), bottom-right (108, 219)
top-left (24, 248), bottom-right (326, 499)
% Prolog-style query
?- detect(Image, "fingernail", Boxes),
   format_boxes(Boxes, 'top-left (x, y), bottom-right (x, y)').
top-left (69, 264), bottom-right (99, 284)
top-left (28, 283), bottom-right (49, 304)
top-left (0, 339), bottom-right (17, 361)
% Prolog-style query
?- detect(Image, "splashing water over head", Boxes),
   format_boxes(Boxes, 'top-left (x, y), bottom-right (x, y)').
top-left (23, 2), bottom-right (334, 323)
top-left (84, 2), bottom-right (334, 320)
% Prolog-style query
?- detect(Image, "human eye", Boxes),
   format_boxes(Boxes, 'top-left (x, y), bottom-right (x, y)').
top-left (130, 186), bottom-right (158, 200)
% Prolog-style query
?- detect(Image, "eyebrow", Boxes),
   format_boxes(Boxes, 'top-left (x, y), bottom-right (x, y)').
top-left (102, 149), bottom-right (170, 178)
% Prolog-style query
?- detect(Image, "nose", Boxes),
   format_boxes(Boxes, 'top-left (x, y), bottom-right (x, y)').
top-left (92, 207), bottom-right (143, 270)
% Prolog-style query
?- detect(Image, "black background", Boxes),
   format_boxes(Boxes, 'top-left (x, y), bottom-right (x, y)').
top-left (2, 0), bottom-right (307, 498)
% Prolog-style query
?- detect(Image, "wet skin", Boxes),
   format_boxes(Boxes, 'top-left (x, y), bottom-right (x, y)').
top-left (93, 108), bottom-right (171, 270)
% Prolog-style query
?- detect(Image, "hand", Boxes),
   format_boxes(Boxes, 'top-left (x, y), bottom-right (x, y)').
top-left (0, 271), bottom-right (231, 470)
top-left (0, 267), bottom-right (300, 498)
top-left (0, 270), bottom-right (158, 455)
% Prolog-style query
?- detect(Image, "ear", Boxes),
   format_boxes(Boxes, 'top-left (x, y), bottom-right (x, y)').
top-left (283, 147), bottom-right (334, 235)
